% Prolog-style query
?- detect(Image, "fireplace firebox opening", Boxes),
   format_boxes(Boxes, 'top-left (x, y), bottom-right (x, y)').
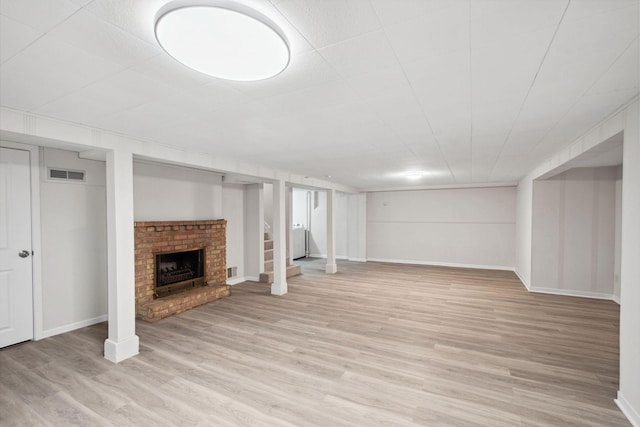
top-left (155, 248), bottom-right (205, 298)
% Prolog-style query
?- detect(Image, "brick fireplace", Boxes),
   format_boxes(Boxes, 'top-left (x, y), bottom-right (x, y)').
top-left (134, 220), bottom-right (230, 322)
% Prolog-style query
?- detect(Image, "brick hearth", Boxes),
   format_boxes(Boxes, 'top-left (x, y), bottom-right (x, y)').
top-left (134, 220), bottom-right (230, 322)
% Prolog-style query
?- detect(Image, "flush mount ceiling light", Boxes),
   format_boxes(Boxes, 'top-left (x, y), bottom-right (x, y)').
top-left (404, 171), bottom-right (424, 180)
top-left (155, 1), bottom-right (290, 81)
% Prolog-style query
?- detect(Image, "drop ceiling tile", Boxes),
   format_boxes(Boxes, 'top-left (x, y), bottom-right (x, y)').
top-left (470, 0), bottom-right (566, 47)
top-left (228, 50), bottom-right (338, 99)
top-left (343, 65), bottom-right (411, 100)
top-left (274, 0), bottom-right (381, 49)
top-left (370, 0), bottom-right (458, 27)
top-left (129, 53), bottom-right (211, 92)
top-left (0, 0), bottom-right (79, 32)
top-left (0, 15), bottom-right (40, 63)
top-left (385, 2), bottom-right (469, 63)
top-left (319, 29), bottom-right (399, 77)
top-left (32, 92), bottom-right (126, 127)
top-left (177, 82), bottom-right (256, 119)
top-left (471, 28), bottom-right (555, 105)
top-left (45, 9), bottom-right (160, 68)
top-left (586, 38), bottom-right (639, 96)
top-left (257, 79), bottom-right (362, 118)
top-left (404, 49), bottom-right (470, 110)
top-left (84, 0), bottom-right (170, 46)
top-left (0, 36), bottom-right (124, 111)
top-left (78, 69), bottom-right (182, 113)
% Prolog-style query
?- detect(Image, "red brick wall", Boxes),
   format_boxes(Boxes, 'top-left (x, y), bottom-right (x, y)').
top-left (134, 220), bottom-right (226, 308)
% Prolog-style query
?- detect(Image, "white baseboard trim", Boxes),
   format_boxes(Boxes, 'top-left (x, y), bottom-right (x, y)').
top-left (308, 254), bottom-right (349, 260)
top-left (348, 258), bottom-right (367, 262)
top-left (514, 269), bottom-right (531, 290)
top-left (227, 276), bottom-right (246, 285)
top-left (616, 390), bottom-right (640, 427)
top-left (612, 293), bottom-right (621, 304)
top-left (245, 276), bottom-right (260, 282)
top-left (41, 315), bottom-right (108, 339)
top-left (529, 286), bottom-right (614, 300)
top-left (366, 258), bottom-right (514, 272)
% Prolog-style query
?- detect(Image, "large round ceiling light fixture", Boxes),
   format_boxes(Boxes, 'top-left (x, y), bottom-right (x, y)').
top-left (155, 1), bottom-right (290, 81)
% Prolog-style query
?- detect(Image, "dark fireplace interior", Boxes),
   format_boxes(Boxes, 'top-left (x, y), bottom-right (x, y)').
top-left (155, 248), bottom-right (205, 298)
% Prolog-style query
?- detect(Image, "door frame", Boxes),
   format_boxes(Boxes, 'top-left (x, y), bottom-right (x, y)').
top-left (0, 140), bottom-right (43, 341)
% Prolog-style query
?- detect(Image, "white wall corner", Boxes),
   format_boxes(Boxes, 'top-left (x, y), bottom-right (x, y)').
top-left (514, 269), bottom-right (531, 290)
top-left (616, 391), bottom-right (640, 427)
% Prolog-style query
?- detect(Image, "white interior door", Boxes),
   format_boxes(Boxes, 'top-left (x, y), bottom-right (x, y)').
top-left (0, 147), bottom-right (34, 348)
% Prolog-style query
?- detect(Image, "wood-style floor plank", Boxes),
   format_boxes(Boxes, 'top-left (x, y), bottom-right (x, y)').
top-left (0, 259), bottom-right (629, 426)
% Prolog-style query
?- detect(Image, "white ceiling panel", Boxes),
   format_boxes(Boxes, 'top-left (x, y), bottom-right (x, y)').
top-left (45, 9), bottom-right (160, 68)
top-left (0, 36), bottom-right (123, 111)
top-left (228, 50), bottom-right (338, 99)
top-left (0, 0), bottom-right (80, 32)
top-left (319, 29), bottom-right (398, 77)
top-left (370, 0), bottom-right (458, 27)
top-left (0, 15), bottom-right (40, 63)
top-left (273, 0), bottom-right (381, 49)
top-left (0, 0), bottom-right (638, 190)
top-left (469, 0), bottom-right (566, 47)
top-left (385, 2), bottom-right (470, 63)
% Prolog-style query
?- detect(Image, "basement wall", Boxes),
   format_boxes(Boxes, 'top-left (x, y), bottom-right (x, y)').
top-left (40, 147), bottom-right (107, 336)
top-left (366, 186), bottom-right (516, 269)
top-left (531, 167), bottom-right (619, 298)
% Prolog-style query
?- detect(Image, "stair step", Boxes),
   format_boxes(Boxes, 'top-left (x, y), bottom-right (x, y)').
top-left (264, 239), bottom-right (273, 250)
top-left (259, 265), bottom-right (302, 284)
top-left (264, 260), bottom-right (273, 271)
top-left (264, 249), bottom-right (273, 261)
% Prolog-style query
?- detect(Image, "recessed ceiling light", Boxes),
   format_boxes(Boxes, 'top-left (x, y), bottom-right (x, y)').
top-left (155, 1), bottom-right (290, 81)
top-left (404, 171), bottom-right (424, 179)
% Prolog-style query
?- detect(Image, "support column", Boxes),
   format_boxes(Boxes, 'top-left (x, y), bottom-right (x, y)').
top-left (243, 184), bottom-right (264, 280)
top-left (104, 149), bottom-right (139, 363)
top-left (326, 188), bottom-right (337, 274)
top-left (272, 179), bottom-right (288, 295)
top-left (287, 186), bottom-right (293, 266)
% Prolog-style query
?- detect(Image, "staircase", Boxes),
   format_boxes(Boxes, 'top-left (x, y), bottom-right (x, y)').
top-left (259, 233), bottom-right (302, 283)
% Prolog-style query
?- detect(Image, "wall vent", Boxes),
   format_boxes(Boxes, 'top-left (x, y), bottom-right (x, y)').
top-left (227, 266), bottom-right (237, 278)
top-left (47, 168), bottom-right (86, 183)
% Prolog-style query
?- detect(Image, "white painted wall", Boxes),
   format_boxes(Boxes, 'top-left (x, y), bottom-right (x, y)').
top-left (614, 177), bottom-right (622, 302)
top-left (531, 167), bottom-right (618, 297)
top-left (515, 100), bottom-right (640, 425)
top-left (305, 190), bottom-right (349, 259)
top-left (515, 178), bottom-right (534, 288)
top-left (367, 187), bottom-right (516, 269)
top-left (309, 191), bottom-right (327, 257)
top-left (40, 147), bottom-right (107, 335)
top-left (292, 187), bottom-right (309, 228)
top-left (132, 161), bottom-right (222, 221)
top-left (618, 101), bottom-right (640, 424)
top-left (347, 193), bottom-right (367, 261)
top-left (222, 183), bottom-right (245, 283)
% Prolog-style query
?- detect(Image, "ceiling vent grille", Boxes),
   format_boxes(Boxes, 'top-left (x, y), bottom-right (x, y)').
top-left (48, 168), bottom-right (86, 183)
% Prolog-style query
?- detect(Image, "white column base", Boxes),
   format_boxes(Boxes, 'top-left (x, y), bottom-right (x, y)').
top-left (104, 335), bottom-right (139, 363)
top-left (326, 263), bottom-right (337, 274)
top-left (271, 281), bottom-right (288, 296)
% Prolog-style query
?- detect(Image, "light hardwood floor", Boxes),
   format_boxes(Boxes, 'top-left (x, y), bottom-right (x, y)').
top-left (0, 259), bottom-right (629, 426)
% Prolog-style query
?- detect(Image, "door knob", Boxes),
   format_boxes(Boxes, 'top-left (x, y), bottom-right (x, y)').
top-left (18, 250), bottom-right (30, 258)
